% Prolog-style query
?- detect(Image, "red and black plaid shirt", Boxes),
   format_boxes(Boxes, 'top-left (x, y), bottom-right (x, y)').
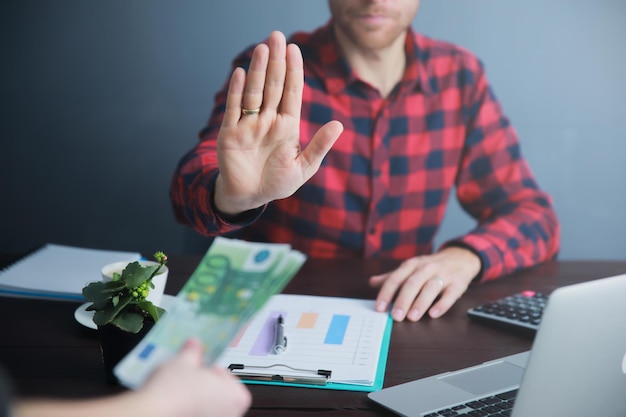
top-left (170, 22), bottom-right (560, 281)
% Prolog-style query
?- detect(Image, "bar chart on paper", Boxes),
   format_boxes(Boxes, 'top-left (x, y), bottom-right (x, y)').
top-left (216, 293), bottom-right (392, 389)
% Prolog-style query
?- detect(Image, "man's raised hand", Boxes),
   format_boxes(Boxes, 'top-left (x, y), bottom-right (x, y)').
top-left (214, 31), bottom-right (343, 217)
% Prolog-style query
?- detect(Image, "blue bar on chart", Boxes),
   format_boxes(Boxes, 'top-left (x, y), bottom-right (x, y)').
top-left (324, 314), bottom-right (350, 345)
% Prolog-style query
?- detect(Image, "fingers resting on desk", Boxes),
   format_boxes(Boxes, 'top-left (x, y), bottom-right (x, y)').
top-left (369, 247), bottom-right (481, 322)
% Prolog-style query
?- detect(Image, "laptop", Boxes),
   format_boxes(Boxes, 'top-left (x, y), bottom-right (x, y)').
top-left (368, 273), bottom-right (626, 416)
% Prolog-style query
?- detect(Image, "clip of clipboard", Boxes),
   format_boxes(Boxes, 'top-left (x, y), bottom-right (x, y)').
top-left (228, 363), bottom-right (332, 386)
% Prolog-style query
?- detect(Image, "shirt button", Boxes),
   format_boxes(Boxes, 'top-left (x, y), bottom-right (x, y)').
top-left (372, 169), bottom-right (382, 177)
top-left (369, 228), bottom-right (376, 235)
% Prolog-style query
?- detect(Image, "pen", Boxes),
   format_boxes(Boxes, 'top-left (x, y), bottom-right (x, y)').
top-left (272, 315), bottom-right (287, 354)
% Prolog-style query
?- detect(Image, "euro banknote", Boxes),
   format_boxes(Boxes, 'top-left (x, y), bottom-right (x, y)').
top-left (114, 237), bottom-right (306, 389)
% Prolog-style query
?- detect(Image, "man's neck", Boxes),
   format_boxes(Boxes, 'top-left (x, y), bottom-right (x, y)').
top-left (334, 29), bottom-right (407, 99)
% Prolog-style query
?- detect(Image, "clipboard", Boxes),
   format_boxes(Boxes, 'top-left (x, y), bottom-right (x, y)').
top-left (219, 294), bottom-right (393, 392)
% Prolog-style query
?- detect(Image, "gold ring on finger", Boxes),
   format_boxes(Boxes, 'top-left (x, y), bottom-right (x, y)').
top-left (241, 107), bottom-right (261, 115)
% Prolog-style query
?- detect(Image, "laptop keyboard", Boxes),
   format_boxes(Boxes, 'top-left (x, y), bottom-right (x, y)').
top-left (424, 389), bottom-right (518, 417)
top-left (467, 290), bottom-right (548, 333)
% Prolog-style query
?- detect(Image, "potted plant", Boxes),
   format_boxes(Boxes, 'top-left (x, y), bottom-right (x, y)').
top-left (82, 251), bottom-right (168, 383)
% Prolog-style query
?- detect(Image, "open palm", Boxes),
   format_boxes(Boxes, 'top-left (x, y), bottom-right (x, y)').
top-left (214, 31), bottom-right (343, 216)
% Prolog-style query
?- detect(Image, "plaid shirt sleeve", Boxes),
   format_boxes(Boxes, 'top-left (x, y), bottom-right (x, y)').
top-left (440, 58), bottom-right (560, 281)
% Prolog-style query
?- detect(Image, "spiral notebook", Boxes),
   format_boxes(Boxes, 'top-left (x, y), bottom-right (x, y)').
top-left (0, 243), bottom-right (141, 301)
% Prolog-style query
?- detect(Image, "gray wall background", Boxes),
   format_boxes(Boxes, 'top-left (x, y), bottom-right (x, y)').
top-left (1, 1), bottom-right (625, 260)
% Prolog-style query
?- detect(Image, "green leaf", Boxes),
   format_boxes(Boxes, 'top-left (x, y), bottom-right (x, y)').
top-left (121, 262), bottom-right (159, 289)
top-left (85, 299), bottom-right (110, 312)
top-left (92, 294), bottom-right (133, 326)
top-left (82, 281), bottom-right (125, 303)
top-left (136, 301), bottom-right (165, 323)
top-left (111, 310), bottom-right (144, 333)
top-left (92, 305), bottom-right (115, 326)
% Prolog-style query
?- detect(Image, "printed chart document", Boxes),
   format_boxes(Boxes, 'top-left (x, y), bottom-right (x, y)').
top-left (218, 294), bottom-right (392, 392)
top-left (114, 237), bottom-right (307, 389)
top-left (0, 243), bottom-right (140, 301)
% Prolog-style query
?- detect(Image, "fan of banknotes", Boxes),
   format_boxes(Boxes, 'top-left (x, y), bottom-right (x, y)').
top-left (114, 237), bottom-right (306, 389)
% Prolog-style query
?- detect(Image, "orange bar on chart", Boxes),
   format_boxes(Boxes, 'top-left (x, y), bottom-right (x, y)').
top-left (297, 312), bottom-right (319, 329)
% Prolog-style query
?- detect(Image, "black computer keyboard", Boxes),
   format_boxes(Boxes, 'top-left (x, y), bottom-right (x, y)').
top-left (467, 290), bottom-right (548, 333)
top-left (425, 388), bottom-right (518, 417)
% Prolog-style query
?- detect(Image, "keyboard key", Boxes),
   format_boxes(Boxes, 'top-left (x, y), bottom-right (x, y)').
top-left (481, 405), bottom-right (502, 414)
top-left (479, 397), bottom-right (502, 405)
top-left (498, 401), bottom-right (514, 410)
top-left (496, 389), bottom-right (518, 400)
top-left (465, 401), bottom-right (484, 409)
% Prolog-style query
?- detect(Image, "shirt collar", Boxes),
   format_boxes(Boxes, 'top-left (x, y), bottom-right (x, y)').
top-left (302, 22), bottom-right (433, 96)
top-left (402, 29), bottom-right (435, 96)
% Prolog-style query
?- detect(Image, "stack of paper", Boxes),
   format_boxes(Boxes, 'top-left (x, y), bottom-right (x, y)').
top-left (114, 237), bottom-right (306, 389)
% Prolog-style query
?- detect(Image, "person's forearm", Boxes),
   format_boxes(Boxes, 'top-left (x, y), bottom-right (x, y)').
top-left (452, 192), bottom-right (560, 281)
top-left (13, 392), bottom-right (155, 417)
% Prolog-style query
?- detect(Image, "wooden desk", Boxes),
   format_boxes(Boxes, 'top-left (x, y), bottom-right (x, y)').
top-left (2, 255), bottom-right (625, 416)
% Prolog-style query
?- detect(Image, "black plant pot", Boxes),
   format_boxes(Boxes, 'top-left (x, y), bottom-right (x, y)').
top-left (98, 321), bottom-right (154, 385)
